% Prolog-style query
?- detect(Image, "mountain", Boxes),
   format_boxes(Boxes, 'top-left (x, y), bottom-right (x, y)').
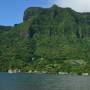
top-left (0, 5), bottom-right (90, 73)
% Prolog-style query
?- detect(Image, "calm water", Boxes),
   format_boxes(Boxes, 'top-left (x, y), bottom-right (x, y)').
top-left (0, 72), bottom-right (90, 90)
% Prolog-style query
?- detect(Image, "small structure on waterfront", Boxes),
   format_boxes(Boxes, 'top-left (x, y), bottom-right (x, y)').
top-left (82, 73), bottom-right (88, 76)
top-left (8, 69), bottom-right (20, 74)
top-left (8, 69), bottom-right (16, 73)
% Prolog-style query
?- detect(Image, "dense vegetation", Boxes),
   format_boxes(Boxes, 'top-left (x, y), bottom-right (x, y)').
top-left (0, 5), bottom-right (90, 73)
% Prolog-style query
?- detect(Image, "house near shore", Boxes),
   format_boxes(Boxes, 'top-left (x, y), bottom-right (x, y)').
top-left (82, 73), bottom-right (88, 76)
top-left (8, 69), bottom-right (16, 73)
top-left (8, 69), bottom-right (20, 73)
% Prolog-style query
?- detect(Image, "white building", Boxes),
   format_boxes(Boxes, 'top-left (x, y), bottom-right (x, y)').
top-left (82, 73), bottom-right (88, 76)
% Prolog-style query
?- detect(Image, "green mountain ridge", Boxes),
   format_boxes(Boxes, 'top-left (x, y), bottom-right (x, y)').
top-left (0, 5), bottom-right (90, 73)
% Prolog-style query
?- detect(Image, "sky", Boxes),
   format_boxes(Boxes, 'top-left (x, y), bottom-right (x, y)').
top-left (0, 0), bottom-right (90, 26)
top-left (54, 0), bottom-right (90, 12)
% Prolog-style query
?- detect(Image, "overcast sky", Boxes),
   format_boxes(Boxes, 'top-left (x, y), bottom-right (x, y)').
top-left (54, 0), bottom-right (90, 12)
top-left (0, 0), bottom-right (90, 26)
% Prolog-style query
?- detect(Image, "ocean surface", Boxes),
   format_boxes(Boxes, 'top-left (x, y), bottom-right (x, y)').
top-left (0, 72), bottom-right (90, 90)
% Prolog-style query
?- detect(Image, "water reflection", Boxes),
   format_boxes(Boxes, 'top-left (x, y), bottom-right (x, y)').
top-left (0, 73), bottom-right (89, 90)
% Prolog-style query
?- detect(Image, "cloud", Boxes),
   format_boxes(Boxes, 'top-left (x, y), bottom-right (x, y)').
top-left (52, 0), bottom-right (90, 12)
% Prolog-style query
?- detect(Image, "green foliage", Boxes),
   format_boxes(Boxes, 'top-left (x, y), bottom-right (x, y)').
top-left (0, 5), bottom-right (90, 73)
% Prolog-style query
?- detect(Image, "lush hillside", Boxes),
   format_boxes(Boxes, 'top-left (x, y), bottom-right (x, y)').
top-left (0, 5), bottom-right (90, 73)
